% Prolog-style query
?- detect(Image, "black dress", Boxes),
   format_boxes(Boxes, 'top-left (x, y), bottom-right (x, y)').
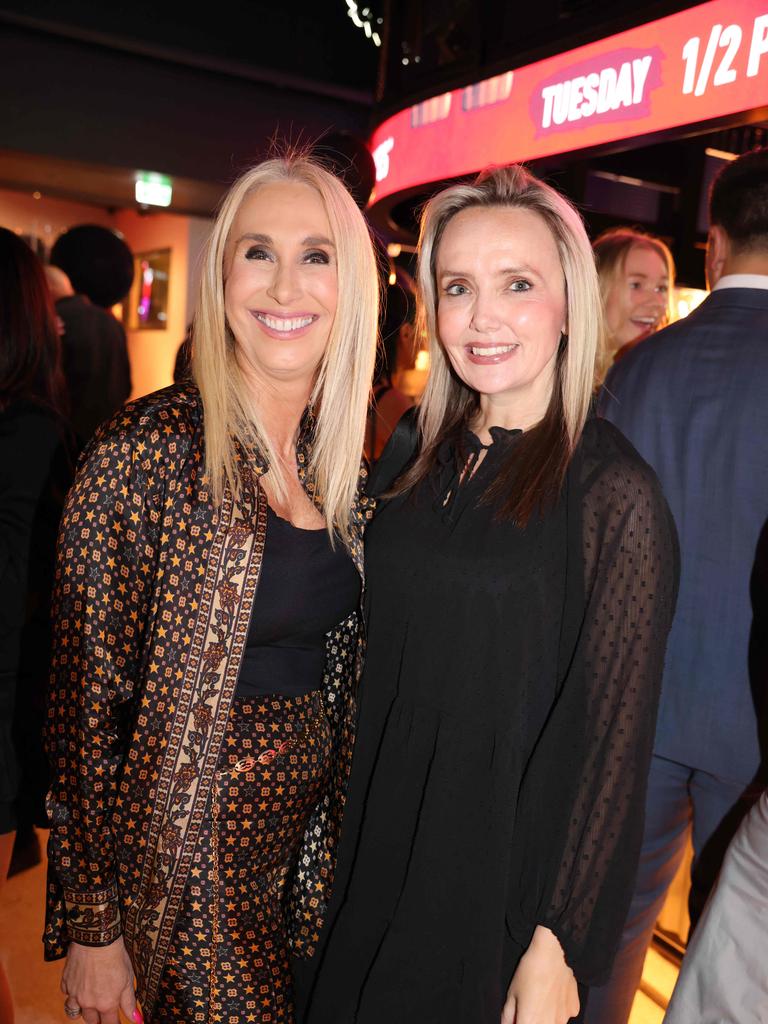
top-left (302, 417), bottom-right (679, 1024)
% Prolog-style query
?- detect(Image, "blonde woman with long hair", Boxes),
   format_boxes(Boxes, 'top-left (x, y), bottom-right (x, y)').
top-left (44, 153), bottom-right (378, 1024)
top-left (303, 165), bottom-right (679, 1024)
top-left (593, 227), bottom-right (675, 372)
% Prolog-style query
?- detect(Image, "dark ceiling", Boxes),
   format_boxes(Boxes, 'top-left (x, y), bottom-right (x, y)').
top-left (0, 0), bottom-right (381, 96)
top-left (0, 1), bottom-right (383, 212)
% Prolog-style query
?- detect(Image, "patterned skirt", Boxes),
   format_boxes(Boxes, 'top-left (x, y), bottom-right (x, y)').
top-left (150, 691), bottom-right (331, 1024)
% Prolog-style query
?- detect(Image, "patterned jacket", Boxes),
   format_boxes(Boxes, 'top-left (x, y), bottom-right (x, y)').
top-left (43, 381), bottom-right (372, 1017)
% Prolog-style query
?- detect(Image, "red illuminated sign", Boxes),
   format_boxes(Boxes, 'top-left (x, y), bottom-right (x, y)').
top-left (370, 0), bottom-right (768, 204)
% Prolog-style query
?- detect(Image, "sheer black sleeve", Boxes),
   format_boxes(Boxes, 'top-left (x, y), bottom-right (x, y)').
top-left (505, 422), bottom-right (679, 985)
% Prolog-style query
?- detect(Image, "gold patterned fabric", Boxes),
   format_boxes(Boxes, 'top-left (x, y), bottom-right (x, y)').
top-left (153, 692), bottom-right (332, 1023)
top-left (43, 381), bottom-right (372, 1019)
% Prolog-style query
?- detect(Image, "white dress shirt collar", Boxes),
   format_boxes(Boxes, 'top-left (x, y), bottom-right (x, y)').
top-left (713, 274), bottom-right (768, 292)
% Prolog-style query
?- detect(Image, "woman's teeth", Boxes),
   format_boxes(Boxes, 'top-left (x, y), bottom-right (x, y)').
top-left (471, 345), bottom-right (514, 356)
top-left (255, 313), bottom-right (315, 332)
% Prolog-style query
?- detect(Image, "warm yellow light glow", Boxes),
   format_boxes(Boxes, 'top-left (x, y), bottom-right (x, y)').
top-left (704, 147), bottom-right (738, 162)
top-left (387, 243), bottom-right (402, 257)
top-left (388, 271), bottom-right (397, 285)
top-left (673, 286), bottom-right (708, 321)
top-left (414, 349), bottom-right (430, 371)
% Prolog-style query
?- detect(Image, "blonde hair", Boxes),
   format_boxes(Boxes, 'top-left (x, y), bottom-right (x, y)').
top-left (593, 227), bottom-right (675, 364)
top-left (401, 164), bottom-right (601, 522)
top-left (192, 154), bottom-right (378, 547)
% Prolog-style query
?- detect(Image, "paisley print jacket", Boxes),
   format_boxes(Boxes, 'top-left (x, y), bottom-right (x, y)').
top-left (43, 381), bottom-right (372, 1017)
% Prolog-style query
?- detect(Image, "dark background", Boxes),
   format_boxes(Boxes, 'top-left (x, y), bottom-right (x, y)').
top-left (2, 1), bottom-right (767, 285)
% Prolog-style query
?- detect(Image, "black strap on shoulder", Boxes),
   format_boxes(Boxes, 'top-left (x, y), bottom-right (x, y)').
top-left (368, 406), bottom-right (419, 498)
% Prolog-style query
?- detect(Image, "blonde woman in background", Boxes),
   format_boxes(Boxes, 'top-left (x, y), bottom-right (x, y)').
top-left (303, 165), bottom-right (679, 1024)
top-left (593, 227), bottom-right (675, 371)
top-left (43, 153), bottom-right (378, 1024)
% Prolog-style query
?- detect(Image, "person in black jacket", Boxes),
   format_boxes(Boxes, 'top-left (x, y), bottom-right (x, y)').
top-left (0, 228), bottom-right (73, 1023)
top-left (45, 263), bottom-right (131, 445)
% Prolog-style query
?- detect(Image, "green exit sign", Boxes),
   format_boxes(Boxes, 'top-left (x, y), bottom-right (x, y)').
top-left (135, 172), bottom-right (173, 207)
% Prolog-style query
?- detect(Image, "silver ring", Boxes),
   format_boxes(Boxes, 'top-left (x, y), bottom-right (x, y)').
top-left (64, 1004), bottom-right (82, 1019)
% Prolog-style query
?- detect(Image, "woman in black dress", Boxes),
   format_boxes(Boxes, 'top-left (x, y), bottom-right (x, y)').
top-left (302, 165), bottom-right (679, 1024)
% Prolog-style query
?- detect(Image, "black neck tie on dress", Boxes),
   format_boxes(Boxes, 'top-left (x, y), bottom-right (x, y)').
top-left (433, 425), bottom-right (522, 528)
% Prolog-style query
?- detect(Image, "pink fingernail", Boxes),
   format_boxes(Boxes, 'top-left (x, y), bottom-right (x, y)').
top-left (132, 1011), bottom-right (144, 1024)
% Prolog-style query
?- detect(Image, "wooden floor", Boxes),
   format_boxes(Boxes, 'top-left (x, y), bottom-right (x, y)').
top-left (0, 847), bottom-right (62, 1023)
top-left (631, 988), bottom-right (666, 1024)
top-left (629, 945), bottom-right (680, 1024)
top-left (0, 831), bottom-right (678, 1023)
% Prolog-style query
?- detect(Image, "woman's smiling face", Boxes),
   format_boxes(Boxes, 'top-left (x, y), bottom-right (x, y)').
top-left (435, 205), bottom-right (567, 421)
top-left (224, 180), bottom-right (338, 387)
top-left (604, 243), bottom-right (669, 352)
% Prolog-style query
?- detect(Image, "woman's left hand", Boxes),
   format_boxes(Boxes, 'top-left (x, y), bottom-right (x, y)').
top-left (501, 926), bottom-right (580, 1024)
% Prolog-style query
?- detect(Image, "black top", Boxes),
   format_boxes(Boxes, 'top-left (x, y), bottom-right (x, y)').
top-left (236, 504), bottom-right (361, 698)
top-left (0, 401), bottom-right (73, 831)
top-left (302, 417), bottom-right (680, 1023)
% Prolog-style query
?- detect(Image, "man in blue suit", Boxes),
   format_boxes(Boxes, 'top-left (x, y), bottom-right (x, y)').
top-left (586, 147), bottom-right (768, 1024)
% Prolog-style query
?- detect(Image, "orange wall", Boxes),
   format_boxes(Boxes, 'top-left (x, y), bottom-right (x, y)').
top-left (114, 210), bottom-right (212, 400)
top-left (114, 209), bottom-right (189, 399)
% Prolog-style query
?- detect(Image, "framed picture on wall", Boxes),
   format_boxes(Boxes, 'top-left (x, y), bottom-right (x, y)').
top-left (126, 248), bottom-right (171, 329)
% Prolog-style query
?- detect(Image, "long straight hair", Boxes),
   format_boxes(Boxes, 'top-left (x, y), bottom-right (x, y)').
top-left (396, 164), bottom-right (601, 525)
top-left (0, 227), bottom-right (67, 417)
top-left (192, 154), bottom-right (379, 547)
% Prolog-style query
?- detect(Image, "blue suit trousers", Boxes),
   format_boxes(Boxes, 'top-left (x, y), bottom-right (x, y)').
top-left (584, 754), bottom-right (756, 1024)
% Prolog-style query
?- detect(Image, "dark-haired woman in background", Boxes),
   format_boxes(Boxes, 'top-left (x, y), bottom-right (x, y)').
top-left (0, 227), bottom-right (73, 1024)
top-left (304, 166), bottom-right (679, 1024)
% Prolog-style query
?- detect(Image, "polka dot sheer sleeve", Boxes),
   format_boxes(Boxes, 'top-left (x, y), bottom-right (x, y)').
top-left (506, 424), bottom-right (680, 986)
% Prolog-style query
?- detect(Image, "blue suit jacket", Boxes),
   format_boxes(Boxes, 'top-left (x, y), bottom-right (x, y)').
top-left (599, 287), bottom-right (768, 784)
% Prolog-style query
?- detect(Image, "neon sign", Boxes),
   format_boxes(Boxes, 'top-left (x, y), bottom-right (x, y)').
top-left (536, 50), bottom-right (661, 132)
top-left (369, 0), bottom-right (768, 205)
